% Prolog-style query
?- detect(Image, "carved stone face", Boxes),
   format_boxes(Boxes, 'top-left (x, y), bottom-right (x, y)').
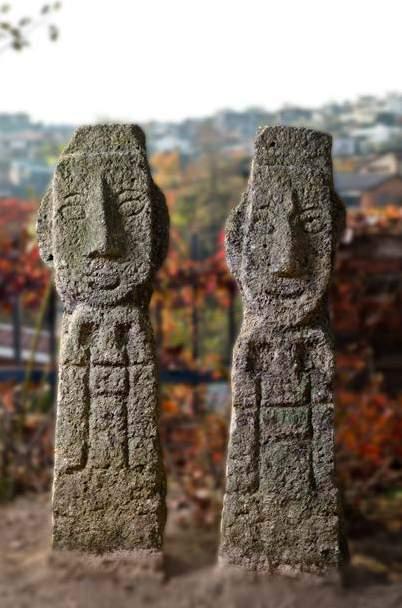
top-left (53, 155), bottom-right (153, 306)
top-left (242, 167), bottom-right (333, 315)
top-left (226, 127), bottom-right (344, 324)
top-left (37, 125), bottom-right (169, 309)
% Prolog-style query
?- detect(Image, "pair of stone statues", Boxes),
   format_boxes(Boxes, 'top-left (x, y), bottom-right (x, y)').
top-left (37, 124), bottom-right (347, 578)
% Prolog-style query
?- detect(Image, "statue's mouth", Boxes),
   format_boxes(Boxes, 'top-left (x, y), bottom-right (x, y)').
top-left (87, 271), bottom-right (120, 291)
top-left (264, 277), bottom-right (306, 297)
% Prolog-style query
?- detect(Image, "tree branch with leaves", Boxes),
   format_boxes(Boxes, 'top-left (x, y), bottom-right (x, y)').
top-left (0, 2), bottom-right (61, 54)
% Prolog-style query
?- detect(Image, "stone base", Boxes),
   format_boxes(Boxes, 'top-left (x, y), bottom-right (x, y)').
top-left (217, 554), bottom-right (343, 586)
top-left (48, 548), bottom-right (165, 581)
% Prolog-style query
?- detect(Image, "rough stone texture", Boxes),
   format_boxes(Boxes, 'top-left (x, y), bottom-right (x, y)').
top-left (219, 126), bottom-right (348, 577)
top-left (37, 125), bottom-right (169, 561)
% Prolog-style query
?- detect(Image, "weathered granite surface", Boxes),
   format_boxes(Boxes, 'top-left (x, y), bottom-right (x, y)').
top-left (219, 126), bottom-right (347, 577)
top-left (37, 125), bottom-right (169, 561)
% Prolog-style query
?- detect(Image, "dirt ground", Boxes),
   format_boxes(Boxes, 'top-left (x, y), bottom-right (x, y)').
top-left (1, 494), bottom-right (402, 608)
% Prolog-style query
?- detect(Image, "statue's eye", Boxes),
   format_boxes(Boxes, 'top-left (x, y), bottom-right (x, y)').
top-left (118, 190), bottom-right (147, 217)
top-left (300, 209), bottom-right (323, 233)
top-left (58, 201), bottom-right (85, 221)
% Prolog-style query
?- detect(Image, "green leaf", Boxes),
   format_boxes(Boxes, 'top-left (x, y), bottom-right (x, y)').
top-left (18, 17), bottom-right (32, 27)
top-left (49, 24), bottom-right (58, 41)
top-left (11, 39), bottom-right (23, 50)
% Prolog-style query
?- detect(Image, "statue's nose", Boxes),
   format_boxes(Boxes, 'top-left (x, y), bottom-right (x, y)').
top-left (86, 178), bottom-right (124, 258)
top-left (270, 191), bottom-right (303, 278)
top-left (271, 237), bottom-right (302, 278)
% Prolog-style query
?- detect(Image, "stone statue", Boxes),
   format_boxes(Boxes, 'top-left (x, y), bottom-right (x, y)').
top-left (37, 125), bottom-right (169, 568)
top-left (219, 126), bottom-right (347, 578)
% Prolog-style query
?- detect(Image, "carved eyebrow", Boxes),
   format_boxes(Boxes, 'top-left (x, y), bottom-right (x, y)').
top-left (117, 190), bottom-right (148, 205)
top-left (300, 203), bottom-right (319, 211)
top-left (117, 188), bottom-right (145, 195)
top-left (63, 192), bottom-right (81, 201)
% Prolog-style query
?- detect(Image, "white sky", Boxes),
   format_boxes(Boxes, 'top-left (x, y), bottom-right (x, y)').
top-left (1, 0), bottom-right (401, 124)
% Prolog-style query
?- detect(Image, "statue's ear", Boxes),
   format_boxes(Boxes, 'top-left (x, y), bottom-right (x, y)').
top-left (37, 186), bottom-right (54, 266)
top-left (332, 190), bottom-right (346, 246)
top-left (225, 191), bottom-right (248, 281)
top-left (151, 183), bottom-right (170, 271)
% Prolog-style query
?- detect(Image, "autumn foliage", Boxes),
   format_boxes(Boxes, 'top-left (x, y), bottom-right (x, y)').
top-left (0, 198), bottom-right (49, 310)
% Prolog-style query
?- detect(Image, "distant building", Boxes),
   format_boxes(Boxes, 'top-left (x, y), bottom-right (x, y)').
top-left (359, 152), bottom-right (402, 175)
top-left (213, 108), bottom-right (274, 140)
top-left (333, 137), bottom-right (358, 157)
top-left (0, 113), bottom-right (32, 132)
top-left (151, 134), bottom-right (192, 155)
top-left (9, 160), bottom-right (53, 197)
top-left (352, 124), bottom-right (401, 149)
top-left (0, 159), bottom-right (10, 189)
top-left (277, 106), bottom-right (313, 125)
top-left (335, 172), bottom-right (402, 209)
top-left (383, 93), bottom-right (402, 116)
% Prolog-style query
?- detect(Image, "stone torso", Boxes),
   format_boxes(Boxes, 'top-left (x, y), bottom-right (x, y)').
top-left (58, 305), bottom-right (156, 473)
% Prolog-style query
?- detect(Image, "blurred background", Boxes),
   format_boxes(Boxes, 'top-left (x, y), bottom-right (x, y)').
top-left (1, 0), bottom-right (402, 603)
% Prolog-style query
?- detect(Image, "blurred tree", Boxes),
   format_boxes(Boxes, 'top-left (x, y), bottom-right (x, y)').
top-left (0, 1), bottom-right (61, 54)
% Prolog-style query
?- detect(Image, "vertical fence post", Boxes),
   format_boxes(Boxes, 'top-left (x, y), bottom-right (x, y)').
top-left (154, 299), bottom-right (163, 353)
top-left (190, 232), bottom-right (199, 362)
top-left (11, 295), bottom-right (21, 366)
top-left (190, 232), bottom-right (201, 415)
